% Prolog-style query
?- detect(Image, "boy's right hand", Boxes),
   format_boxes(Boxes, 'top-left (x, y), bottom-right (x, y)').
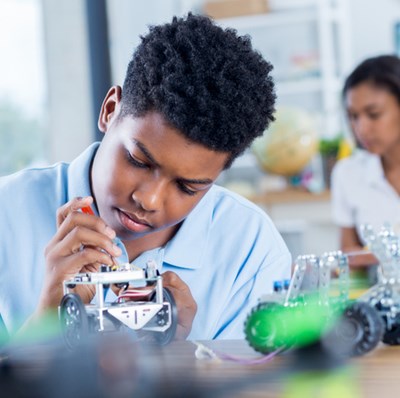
top-left (37, 196), bottom-right (122, 315)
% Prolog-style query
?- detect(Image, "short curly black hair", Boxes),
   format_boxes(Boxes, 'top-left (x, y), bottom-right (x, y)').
top-left (120, 13), bottom-right (275, 168)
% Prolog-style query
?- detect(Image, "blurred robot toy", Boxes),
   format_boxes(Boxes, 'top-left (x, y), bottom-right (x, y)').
top-left (245, 224), bottom-right (400, 356)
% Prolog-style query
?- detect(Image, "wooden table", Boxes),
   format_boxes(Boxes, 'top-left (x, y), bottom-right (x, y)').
top-left (2, 337), bottom-right (400, 397)
top-left (248, 188), bottom-right (331, 206)
top-left (152, 339), bottom-right (400, 398)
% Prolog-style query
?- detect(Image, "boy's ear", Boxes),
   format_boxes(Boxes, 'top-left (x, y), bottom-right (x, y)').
top-left (98, 85), bottom-right (122, 133)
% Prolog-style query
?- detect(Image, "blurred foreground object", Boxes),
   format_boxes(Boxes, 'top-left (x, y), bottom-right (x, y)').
top-left (244, 251), bottom-right (378, 357)
top-left (0, 333), bottom-right (207, 398)
top-left (245, 225), bottom-right (400, 356)
top-left (252, 107), bottom-right (318, 176)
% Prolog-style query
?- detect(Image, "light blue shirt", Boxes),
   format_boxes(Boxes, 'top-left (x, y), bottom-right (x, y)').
top-left (0, 143), bottom-right (291, 339)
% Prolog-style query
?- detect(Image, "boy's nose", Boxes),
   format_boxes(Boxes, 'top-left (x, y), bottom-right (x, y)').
top-left (131, 178), bottom-right (167, 212)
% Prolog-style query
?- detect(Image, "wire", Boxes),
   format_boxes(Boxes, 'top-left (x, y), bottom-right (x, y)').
top-left (116, 289), bottom-right (153, 303)
top-left (192, 341), bottom-right (286, 365)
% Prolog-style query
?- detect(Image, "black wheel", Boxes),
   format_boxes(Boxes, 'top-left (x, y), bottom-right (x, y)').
top-left (325, 301), bottom-right (384, 357)
top-left (59, 293), bottom-right (89, 349)
top-left (382, 315), bottom-right (400, 345)
top-left (146, 288), bottom-right (178, 345)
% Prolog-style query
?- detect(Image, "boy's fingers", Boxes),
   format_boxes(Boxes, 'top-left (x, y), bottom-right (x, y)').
top-left (55, 211), bottom-right (117, 245)
top-left (161, 271), bottom-right (197, 340)
top-left (58, 226), bottom-right (121, 258)
top-left (57, 196), bottom-right (93, 227)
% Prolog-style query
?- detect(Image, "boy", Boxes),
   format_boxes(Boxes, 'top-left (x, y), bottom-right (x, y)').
top-left (0, 13), bottom-right (291, 340)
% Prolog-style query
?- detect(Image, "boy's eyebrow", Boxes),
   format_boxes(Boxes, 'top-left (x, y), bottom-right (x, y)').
top-left (133, 139), bottom-right (214, 185)
top-left (134, 140), bottom-right (160, 167)
top-left (177, 177), bottom-right (214, 185)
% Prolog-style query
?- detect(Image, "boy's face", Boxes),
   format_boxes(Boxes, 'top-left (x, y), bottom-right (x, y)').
top-left (91, 87), bottom-right (229, 243)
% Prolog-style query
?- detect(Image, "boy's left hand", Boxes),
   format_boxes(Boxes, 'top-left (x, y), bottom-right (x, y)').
top-left (161, 271), bottom-right (197, 340)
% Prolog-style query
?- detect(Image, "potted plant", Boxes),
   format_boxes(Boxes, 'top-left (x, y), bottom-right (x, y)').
top-left (319, 136), bottom-right (342, 189)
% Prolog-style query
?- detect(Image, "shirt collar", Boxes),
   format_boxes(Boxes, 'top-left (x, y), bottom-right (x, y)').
top-left (66, 141), bottom-right (214, 270)
top-left (362, 150), bottom-right (384, 186)
top-left (67, 142), bottom-right (100, 212)
top-left (162, 186), bottom-right (215, 270)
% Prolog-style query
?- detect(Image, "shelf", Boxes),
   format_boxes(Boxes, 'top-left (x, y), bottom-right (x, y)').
top-left (217, 10), bottom-right (313, 29)
top-left (211, 0), bottom-right (351, 137)
top-left (216, 5), bottom-right (343, 30)
top-left (248, 188), bottom-right (331, 205)
top-left (276, 76), bottom-right (342, 95)
top-left (247, 188), bottom-right (337, 256)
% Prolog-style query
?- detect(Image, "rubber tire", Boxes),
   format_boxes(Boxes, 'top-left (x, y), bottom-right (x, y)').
top-left (382, 316), bottom-right (400, 345)
top-left (59, 293), bottom-right (89, 349)
top-left (244, 302), bottom-right (282, 354)
top-left (330, 301), bottom-right (384, 357)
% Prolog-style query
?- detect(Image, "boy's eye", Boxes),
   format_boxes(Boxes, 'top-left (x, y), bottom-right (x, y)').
top-left (125, 150), bottom-right (198, 196)
top-left (126, 150), bottom-right (149, 169)
top-left (177, 181), bottom-right (197, 196)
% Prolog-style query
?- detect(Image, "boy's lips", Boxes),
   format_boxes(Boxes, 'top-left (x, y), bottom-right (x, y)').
top-left (118, 209), bottom-right (152, 233)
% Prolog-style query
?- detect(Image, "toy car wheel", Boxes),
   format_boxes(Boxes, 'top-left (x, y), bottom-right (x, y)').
top-left (149, 288), bottom-right (178, 345)
top-left (382, 315), bottom-right (400, 345)
top-left (244, 302), bottom-right (283, 354)
top-left (327, 301), bottom-right (384, 357)
top-left (59, 293), bottom-right (89, 349)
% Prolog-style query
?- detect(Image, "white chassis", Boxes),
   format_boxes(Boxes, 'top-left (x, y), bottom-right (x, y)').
top-left (59, 262), bottom-right (176, 347)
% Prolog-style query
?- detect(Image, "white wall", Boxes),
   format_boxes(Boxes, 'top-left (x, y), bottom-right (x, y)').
top-left (42, 0), bottom-right (93, 163)
top-left (106, 0), bottom-right (400, 82)
top-left (42, 0), bottom-right (400, 163)
top-left (349, 0), bottom-right (400, 70)
top-left (106, 0), bottom-right (183, 86)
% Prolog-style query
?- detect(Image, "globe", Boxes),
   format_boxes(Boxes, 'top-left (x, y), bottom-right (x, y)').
top-left (252, 107), bottom-right (319, 176)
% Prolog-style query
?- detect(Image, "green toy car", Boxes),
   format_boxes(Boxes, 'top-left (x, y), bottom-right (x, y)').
top-left (245, 224), bottom-right (400, 357)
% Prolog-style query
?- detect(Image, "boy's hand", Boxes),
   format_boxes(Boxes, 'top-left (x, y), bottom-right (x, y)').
top-left (161, 271), bottom-right (197, 340)
top-left (37, 196), bottom-right (121, 314)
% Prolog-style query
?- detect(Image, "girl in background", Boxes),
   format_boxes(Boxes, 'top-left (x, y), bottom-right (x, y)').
top-left (332, 55), bottom-right (400, 267)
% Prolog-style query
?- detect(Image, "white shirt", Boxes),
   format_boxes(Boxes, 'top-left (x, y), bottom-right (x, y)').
top-left (331, 149), bottom-right (400, 241)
